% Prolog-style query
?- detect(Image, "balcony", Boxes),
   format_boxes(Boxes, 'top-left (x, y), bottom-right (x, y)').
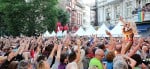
top-left (133, 3), bottom-right (150, 23)
top-left (98, 0), bottom-right (123, 7)
top-left (144, 12), bottom-right (150, 21)
top-left (76, 1), bottom-right (84, 8)
top-left (107, 0), bottom-right (123, 5)
top-left (107, 0), bottom-right (123, 3)
top-left (133, 12), bottom-right (150, 23)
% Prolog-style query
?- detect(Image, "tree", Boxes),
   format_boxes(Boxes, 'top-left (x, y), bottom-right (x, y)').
top-left (0, 0), bottom-right (27, 36)
top-left (0, 0), bottom-right (58, 36)
top-left (57, 8), bottom-right (70, 26)
top-left (0, 12), bottom-right (5, 36)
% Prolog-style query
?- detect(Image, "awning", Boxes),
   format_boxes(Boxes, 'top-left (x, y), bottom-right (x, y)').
top-left (137, 24), bottom-right (150, 32)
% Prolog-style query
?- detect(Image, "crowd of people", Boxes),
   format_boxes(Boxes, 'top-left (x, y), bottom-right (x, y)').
top-left (0, 18), bottom-right (150, 69)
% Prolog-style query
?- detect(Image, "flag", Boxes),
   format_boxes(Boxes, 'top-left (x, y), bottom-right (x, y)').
top-left (138, 11), bottom-right (144, 22)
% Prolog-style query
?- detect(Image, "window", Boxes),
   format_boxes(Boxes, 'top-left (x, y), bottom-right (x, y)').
top-left (105, 8), bottom-right (108, 18)
top-left (136, 0), bottom-right (141, 8)
top-left (142, 0), bottom-right (146, 6)
top-left (105, 8), bottom-right (110, 19)
top-left (126, 2), bottom-right (132, 18)
top-left (114, 5), bottom-right (120, 19)
top-left (105, 8), bottom-right (111, 24)
top-left (66, 0), bottom-right (71, 6)
top-left (146, 0), bottom-right (150, 3)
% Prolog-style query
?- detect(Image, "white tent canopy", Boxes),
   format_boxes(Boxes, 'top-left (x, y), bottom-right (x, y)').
top-left (51, 31), bottom-right (56, 37)
top-left (84, 25), bottom-right (96, 36)
top-left (43, 30), bottom-right (51, 38)
top-left (63, 31), bottom-right (67, 36)
top-left (111, 21), bottom-right (124, 37)
top-left (57, 31), bottom-right (63, 37)
top-left (74, 27), bottom-right (85, 36)
top-left (96, 24), bottom-right (110, 37)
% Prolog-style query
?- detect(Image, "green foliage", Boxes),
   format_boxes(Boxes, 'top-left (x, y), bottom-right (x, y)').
top-left (0, 0), bottom-right (69, 36)
top-left (57, 8), bottom-right (70, 26)
top-left (0, 0), bottom-right (26, 36)
top-left (0, 0), bottom-right (58, 36)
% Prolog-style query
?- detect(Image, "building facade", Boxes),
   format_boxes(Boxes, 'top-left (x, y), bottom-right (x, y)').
top-left (58, 0), bottom-right (84, 32)
top-left (82, 4), bottom-right (91, 28)
top-left (97, 0), bottom-right (150, 36)
top-left (58, 0), bottom-right (96, 32)
top-left (90, 0), bottom-right (97, 26)
top-left (97, 0), bottom-right (150, 24)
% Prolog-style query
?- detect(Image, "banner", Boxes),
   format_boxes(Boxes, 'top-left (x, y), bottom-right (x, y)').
top-left (138, 11), bottom-right (144, 22)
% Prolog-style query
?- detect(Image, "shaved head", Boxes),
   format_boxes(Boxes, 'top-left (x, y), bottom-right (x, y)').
top-left (95, 49), bottom-right (105, 60)
top-left (95, 49), bottom-right (104, 55)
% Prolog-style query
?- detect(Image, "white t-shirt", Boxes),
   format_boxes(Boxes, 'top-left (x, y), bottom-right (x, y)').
top-left (66, 62), bottom-right (78, 69)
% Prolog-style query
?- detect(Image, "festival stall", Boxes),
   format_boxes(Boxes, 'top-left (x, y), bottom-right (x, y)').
top-left (96, 24), bottom-right (110, 37)
top-left (74, 27), bottom-right (85, 36)
top-left (111, 21), bottom-right (124, 37)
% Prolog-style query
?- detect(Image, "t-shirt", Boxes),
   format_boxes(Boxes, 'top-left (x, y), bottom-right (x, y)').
top-left (47, 56), bottom-right (59, 69)
top-left (83, 57), bottom-right (90, 69)
top-left (58, 63), bottom-right (66, 69)
top-left (66, 62), bottom-right (78, 69)
top-left (106, 62), bottom-right (113, 69)
top-left (89, 58), bottom-right (103, 69)
top-left (47, 56), bottom-right (56, 67)
top-left (51, 59), bottom-right (59, 69)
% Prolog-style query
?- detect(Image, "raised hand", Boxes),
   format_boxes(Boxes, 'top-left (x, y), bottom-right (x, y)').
top-left (7, 52), bottom-right (15, 61)
top-left (54, 43), bottom-right (58, 50)
top-left (139, 38), bottom-right (144, 47)
top-left (76, 39), bottom-right (81, 46)
top-left (105, 30), bottom-right (112, 36)
top-left (58, 43), bottom-right (62, 49)
top-left (119, 16), bottom-right (123, 21)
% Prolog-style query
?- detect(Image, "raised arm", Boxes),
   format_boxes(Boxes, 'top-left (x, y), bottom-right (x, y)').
top-left (123, 55), bottom-right (136, 69)
top-left (24, 38), bottom-right (31, 52)
top-left (106, 30), bottom-right (116, 51)
top-left (49, 44), bottom-right (58, 58)
top-left (16, 39), bottom-right (26, 55)
top-left (119, 16), bottom-right (126, 25)
top-left (74, 39), bottom-right (81, 63)
top-left (128, 38), bottom-right (143, 57)
top-left (56, 43), bottom-right (62, 61)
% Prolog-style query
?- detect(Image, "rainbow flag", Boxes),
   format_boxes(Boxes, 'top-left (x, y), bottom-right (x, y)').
top-left (138, 11), bottom-right (144, 22)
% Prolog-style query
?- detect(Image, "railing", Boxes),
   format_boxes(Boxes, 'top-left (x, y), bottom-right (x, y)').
top-left (144, 12), bottom-right (150, 21)
top-left (133, 12), bottom-right (150, 22)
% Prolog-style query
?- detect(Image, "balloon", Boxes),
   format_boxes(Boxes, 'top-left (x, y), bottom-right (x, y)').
top-left (57, 22), bottom-right (61, 26)
top-left (64, 25), bottom-right (69, 30)
top-left (60, 26), bottom-right (63, 31)
top-left (74, 26), bottom-right (78, 31)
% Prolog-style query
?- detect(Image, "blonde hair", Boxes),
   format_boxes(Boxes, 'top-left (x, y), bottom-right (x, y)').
top-left (37, 60), bottom-right (48, 69)
top-left (106, 51), bottom-right (115, 62)
top-left (129, 21), bottom-right (138, 35)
